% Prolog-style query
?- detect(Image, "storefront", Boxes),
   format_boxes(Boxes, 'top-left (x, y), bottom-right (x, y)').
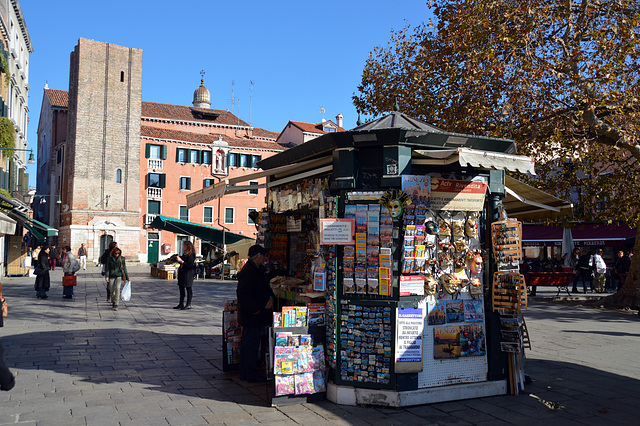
top-left (188, 111), bottom-right (569, 407)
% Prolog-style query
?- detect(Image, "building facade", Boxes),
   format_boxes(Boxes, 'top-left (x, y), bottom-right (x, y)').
top-left (36, 38), bottom-right (282, 263)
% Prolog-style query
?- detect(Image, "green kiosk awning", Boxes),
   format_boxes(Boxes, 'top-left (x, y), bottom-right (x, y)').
top-left (149, 215), bottom-right (251, 245)
top-left (8, 209), bottom-right (58, 241)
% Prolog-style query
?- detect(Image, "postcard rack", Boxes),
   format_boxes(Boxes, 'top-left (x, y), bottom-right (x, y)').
top-left (491, 271), bottom-right (527, 315)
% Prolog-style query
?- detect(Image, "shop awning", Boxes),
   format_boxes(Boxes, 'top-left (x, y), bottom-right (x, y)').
top-left (186, 156), bottom-right (332, 209)
top-left (413, 147), bottom-right (536, 175)
top-left (7, 209), bottom-right (58, 240)
top-left (148, 215), bottom-right (251, 245)
top-left (502, 176), bottom-right (573, 219)
top-left (523, 224), bottom-right (636, 247)
top-left (0, 211), bottom-right (16, 235)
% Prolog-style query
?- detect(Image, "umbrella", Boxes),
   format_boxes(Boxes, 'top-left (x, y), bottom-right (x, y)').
top-left (561, 227), bottom-right (574, 267)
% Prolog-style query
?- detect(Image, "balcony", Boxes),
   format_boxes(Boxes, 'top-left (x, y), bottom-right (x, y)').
top-left (148, 159), bottom-right (163, 170)
top-left (145, 214), bottom-right (158, 226)
top-left (147, 187), bottom-right (162, 199)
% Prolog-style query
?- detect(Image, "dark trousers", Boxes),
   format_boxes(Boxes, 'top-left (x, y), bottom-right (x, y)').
top-left (178, 286), bottom-right (192, 307)
top-left (579, 269), bottom-right (592, 292)
top-left (239, 327), bottom-right (263, 381)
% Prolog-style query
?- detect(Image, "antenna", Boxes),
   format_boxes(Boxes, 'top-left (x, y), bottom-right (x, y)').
top-left (249, 80), bottom-right (254, 127)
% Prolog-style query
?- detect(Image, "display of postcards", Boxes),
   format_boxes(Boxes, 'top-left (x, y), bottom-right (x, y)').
top-left (380, 211), bottom-right (392, 225)
top-left (355, 278), bottom-right (367, 294)
top-left (343, 245), bottom-right (355, 260)
top-left (275, 375), bottom-right (296, 396)
top-left (367, 278), bottom-right (379, 294)
top-left (434, 325), bottom-right (462, 359)
top-left (313, 369), bottom-right (326, 392)
top-left (380, 223), bottom-right (393, 237)
top-left (404, 225), bottom-right (416, 237)
top-left (403, 245), bottom-right (415, 259)
top-left (343, 259), bottom-right (355, 276)
top-left (379, 250), bottom-right (392, 268)
top-left (404, 214), bottom-right (416, 226)
top-left (344, 204), bottom-right (357, 218)
top-left (428, 301), bottom-right (446, 325)
top-left (300, 334), bottom-right (313, 347)
top-left (415, 225), bottom-right (426, 240)
top-left (355, 233), bottom-right (367, 260)
top-left (343, 278), bottom-right (355, 294)
top-left (367, 246), bottom-right (380, 265)
top-left (288, 334), bottom-right (301, 347)
top-left (414, 244), bottom-right (426, 258)
top-left (379, 276), bottom-right (391, 296)
top-left (460, 325), bottom-right (486, 357)
top-left (354, 265), bottom-right (366, 279)
top-left (356, 205), bottom-right (368, 232)
top-left (402, 258), bottom-right (415, 274)
top-left (464, 299), bottom-right (485, 322)
top-left (445, 300), bottom-right (465, 323)
top-left (275, 332), bottom-right (292, 347)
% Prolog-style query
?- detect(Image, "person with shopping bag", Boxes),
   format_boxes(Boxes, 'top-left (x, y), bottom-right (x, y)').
top-left (105, 247), bottom-right (128, 311)
top-left (62, 246), bottom-right (80, 299)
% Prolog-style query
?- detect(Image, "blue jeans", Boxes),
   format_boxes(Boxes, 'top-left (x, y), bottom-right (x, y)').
top-left (239, 327), bottom-right (263, 381)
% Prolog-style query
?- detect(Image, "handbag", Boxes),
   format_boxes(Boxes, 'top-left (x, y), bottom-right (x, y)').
top-left (34, 266), bottom-right (44, 276)
top-left (62, 275), bottom-right (77, 287)
top-left (121, 280), bottom-right (131, 302)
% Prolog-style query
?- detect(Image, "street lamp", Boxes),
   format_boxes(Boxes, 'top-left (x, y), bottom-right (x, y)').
top-left (34, 194), bottom-right (61, 204)
top-left (2, 148), bottom-right (36, 164)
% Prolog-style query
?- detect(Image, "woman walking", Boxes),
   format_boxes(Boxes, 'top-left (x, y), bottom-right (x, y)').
top-left (105, 247), bottom-right (128, 311)
top-left (101, 241), bottom-right (117, 302)
top-left (175, 241), bottom-right (196, 310)
top-left (34, 246), bottom-right (51, 299)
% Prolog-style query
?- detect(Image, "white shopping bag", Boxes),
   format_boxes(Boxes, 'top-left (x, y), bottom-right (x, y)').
top-left (121, 281), bottom-right (132, 302)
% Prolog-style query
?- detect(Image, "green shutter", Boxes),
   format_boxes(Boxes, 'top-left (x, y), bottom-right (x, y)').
top-left (186, 149), bottom-right (192, 163)
top-left (175, 148), bottom-right (180, 162)
top-left (159, 174), bottom-right (166, 188)
top-left (145, 143), bottom-right (151, 158)
top-left (161, 145), bottom-right (167, 160)
top-left (200, 150), bottom-right (205, 164)
top-left (187, 177), bottom-right (191, 190)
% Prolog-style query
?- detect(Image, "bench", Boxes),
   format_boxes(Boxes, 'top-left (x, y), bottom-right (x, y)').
top-left (525, 272), bottom-right (576, 297)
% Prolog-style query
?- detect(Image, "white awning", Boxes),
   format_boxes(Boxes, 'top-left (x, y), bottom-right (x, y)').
top-left (0, 211), bottom-right (16, 234)
top-left (503, 176), bottom-right (573, 218)
top-left (413, 147), bottom-right (536, 175)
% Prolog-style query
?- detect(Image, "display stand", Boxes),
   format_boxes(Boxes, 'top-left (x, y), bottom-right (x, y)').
top-left (222, 300), bottom-right (241, 372)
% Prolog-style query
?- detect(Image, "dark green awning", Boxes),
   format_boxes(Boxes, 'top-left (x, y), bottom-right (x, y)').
top-left (148, 215), bottom-right (251, 245)
top-left (7, 209), bottom-right (58, 240)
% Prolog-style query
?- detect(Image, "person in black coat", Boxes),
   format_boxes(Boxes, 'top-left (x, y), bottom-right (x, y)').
top-left (236, 244), bottom-right (274, 382)
top-left (175, 241), bottom-right (196, 310)
top-left (34, 246), bottom-right (51, 299)
top-left (101, 241), bottom-right (117, 302)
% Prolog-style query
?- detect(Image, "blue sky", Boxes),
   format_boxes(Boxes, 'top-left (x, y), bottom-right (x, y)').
top-left (20, 0), bottom-right (431, 187)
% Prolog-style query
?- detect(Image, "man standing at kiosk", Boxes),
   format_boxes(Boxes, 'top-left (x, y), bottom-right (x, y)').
top-left (236, 244), bottom-right (274, 382)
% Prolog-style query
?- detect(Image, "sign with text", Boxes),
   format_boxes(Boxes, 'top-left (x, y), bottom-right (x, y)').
top-left (430, 178), bottom-right (488, 212)
top-left (319, 218), bottom-right (355, 245)
top-left (396, 308), bottom-right (424, 364)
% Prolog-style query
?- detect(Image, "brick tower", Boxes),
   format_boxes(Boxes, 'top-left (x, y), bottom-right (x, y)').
top-left (62, 38), bottom-right (142, 260)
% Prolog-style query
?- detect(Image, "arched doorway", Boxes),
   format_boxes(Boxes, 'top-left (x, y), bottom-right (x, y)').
top-left (99, 234), bottom-right (114, 262)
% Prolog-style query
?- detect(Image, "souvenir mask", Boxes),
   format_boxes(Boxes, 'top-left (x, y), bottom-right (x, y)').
top-left (469, 251), bottom-right (483, 274)
top-left (379, 189), bottom-right (412, 219)
top-left (469, 278), bottom-right (482, 295)
top-left (425, 221), bottom-right (439, 235)
top-left (453, 240), bottom-right (469, 253)
top-left (452, 221), bottom-right (465, 238)
top-left (465, 216), bottom-right (478, 238)
top-left (438, 220), bottom-right (451, 236)
top-left (440, 274), bottom-right (459, 295)
top-left (424, 274), bottom-right (438, 295)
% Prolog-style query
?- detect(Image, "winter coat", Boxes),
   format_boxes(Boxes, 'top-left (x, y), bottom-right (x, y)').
top-left (236, 260), bottom-right (274, 328)
top-left (34, 251), bottom-right (50, 292)
top-left (63, 252), bottom-right (80, 275)
top-left (177, 252), bottom-right (196, 288)
top-left (105, 255), bottom-right (128, 280)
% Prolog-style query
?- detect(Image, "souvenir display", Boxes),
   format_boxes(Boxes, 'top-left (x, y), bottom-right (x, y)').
top-left (272, 329), bottom-right (327, 396)
top-left (222, 299), bottom-right (241, 371)
top-left (491, 220), bottom-right (523, 267)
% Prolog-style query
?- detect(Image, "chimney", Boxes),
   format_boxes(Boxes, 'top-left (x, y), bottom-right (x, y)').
top-left (336, 113), bottom-right (344, 128)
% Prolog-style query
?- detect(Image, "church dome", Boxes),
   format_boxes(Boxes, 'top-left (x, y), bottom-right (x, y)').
top-left (193, 77), bottom-right (211, 108)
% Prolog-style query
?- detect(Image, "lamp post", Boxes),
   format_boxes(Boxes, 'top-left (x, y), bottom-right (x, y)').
top-left (33, 194), bottom-right (61, 204)
top-left (1, 148), bottom-right (36, 164)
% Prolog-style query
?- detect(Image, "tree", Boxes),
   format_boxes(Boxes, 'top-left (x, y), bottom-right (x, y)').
top-left (354, 0), bottom-right (640, 309)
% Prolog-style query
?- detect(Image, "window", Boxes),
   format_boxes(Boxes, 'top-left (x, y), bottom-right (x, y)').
top-left (180, 177), bottom-right (191, 190)
top-left (147, 200), bottom-right (161, 215)
top-left (176, 148), bottom-right (187, 163)
top-left (228, 152), bottom-right (238, 167)
top-left (249, 180), bottom-right (259, 195)
top-left (120, 71), bottom-right (125, 82)
top-left (116, 169), bottom-right (122, 183)
top-left (57, 148), bottom-right (62, 164)
top-left (239, 154), bottom-right (248, 167)
top-left (250, 155), bottom-right (261, 168)
top-left (146, 144), bottom-right (167, 159)
top-left (179, 205), bottom-right (189, 222)
top-left (248, 208), bottom-right (257, 225)
top-left (203, 178), bottom-right (214, 187)
top-left (224, 207), bottom-right (234, 224)
top-left (203, 206), bottom-right (213, 223)
top-left (190, 149), bottom-right (200, 163)
top-left (147, 173), bottom-right (166, 188)
top-left (201, 150), bottom-right (211, 165)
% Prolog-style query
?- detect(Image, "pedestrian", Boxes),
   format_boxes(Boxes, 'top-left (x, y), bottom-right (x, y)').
top-left (174, 241), bottom-right (196, 310)
top-left (577, 250), bottom-right (593, 293)
top-left (590, 248), bottom-right (607, 293)
top-left (0, 343), bottom-right (15, 391)
top-left (48, 244), bottom-right (58, 271)
top-left (105, 246), bottom-right (128, 311)
top-left (236, 244), bottom-right (274, 382)
top-left (100, 241), bottom-right (117, 302)
top-left (62, 246), bottom-right (80, 299)
top-left (570, 248), bottom-right (581, 293)
top-left (77, 243), bottom-right (87, 270)
top-left (614, 250), bottom-right (631, 290)
top-left (34, 246), bottom-right (51, 299)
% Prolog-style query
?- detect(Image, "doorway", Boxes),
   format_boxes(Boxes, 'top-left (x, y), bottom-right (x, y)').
top-left (148, 232), bottom-right (159, 264)
top-left (99, 234), bottom-right (114, 261)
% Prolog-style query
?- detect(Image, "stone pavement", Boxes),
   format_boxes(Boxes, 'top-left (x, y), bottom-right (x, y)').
top-left (0, 265), bottom-right (638, 425)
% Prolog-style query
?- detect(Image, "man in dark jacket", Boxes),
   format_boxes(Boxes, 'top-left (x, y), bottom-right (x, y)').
top-left (236, 244), bottom-right (274, 382)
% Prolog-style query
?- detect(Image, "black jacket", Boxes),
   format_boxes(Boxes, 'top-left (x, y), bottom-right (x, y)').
top-left (177, 253), bottom-right (196, 288)
top-left (34, 251), bottom-right (50, 292)
top-left (236, 260), bottom-right (274, 328)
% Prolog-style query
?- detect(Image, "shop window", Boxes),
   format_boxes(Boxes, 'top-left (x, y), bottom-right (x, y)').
top-left (203, 206), bottom-right (213, 223)
top-left (224, 207), bottom-right (234, 224)
top-left (179, 205), bottom-right (189, 222)
top-left (249, 181), bottom-right (259, 195)
top-left (180, 177), bottom-right (191, 190)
